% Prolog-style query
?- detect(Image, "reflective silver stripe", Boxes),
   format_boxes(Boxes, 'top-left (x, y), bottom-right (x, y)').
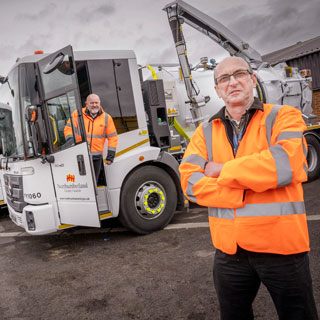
top-left (65, 134), bottom-right (73, 139)
top-left (202, 121), bottom-right (213, 161)
top-left (65, 123), bottom-right (71, 128)
top-left (104, 113), bottom-right (109, 128)
top-left (265, 105), bottom-right (281, 146)
top-left (87, 134), bottom-right (105, 139)
top-left (236, 201), bottom-right (305, 217)
top-left (108, 147), bottom-right (116, 152)
top-left (186, 172), bottom-right (205, 204)
top-left (302, 138), bottom-right (308, 157)
top-left (208, 207), bottom-right (234, 219)
top-left (181, 154), bottom-right (207, 169)
top-left (302, 137), bottom-right (308, 176)
top-left (276, 131), bottom-right (303, 142)
top-left (106, 132), bottom-right (117, 138)
top-left (91, 151), bottom-right (101, 156)
top-left (270, 144), bottom-right (292, 187)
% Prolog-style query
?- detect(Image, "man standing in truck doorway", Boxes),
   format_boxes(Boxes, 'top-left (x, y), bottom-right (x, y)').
top-left (64, 93), bottom-right (118, 183)
top-left (179, 56), bottom-right (318, 319)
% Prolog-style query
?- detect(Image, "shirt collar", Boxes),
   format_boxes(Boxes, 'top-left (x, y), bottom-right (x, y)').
top-left (209, 97), bottom-right (264, 122)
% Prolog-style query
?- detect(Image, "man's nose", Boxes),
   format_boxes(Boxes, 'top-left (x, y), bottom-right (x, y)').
top-left (229, 75), bottom-right (238, 85)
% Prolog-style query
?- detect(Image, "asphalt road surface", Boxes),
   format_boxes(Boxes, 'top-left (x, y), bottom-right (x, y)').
top-left (0, 179), bottom-right (319, 320)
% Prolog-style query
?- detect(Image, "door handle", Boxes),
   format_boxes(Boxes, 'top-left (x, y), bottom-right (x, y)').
top-left (77, 155), bottom-right (86, 175)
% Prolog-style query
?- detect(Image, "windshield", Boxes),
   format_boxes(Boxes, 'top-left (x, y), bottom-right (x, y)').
top-left (0, 68), bottom-right (23, 158)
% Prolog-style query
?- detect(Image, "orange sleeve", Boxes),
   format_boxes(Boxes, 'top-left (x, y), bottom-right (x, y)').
top-left (179, 123), bottom-right (244, 208)
top-left (218, 106), bottom-right (308, 192)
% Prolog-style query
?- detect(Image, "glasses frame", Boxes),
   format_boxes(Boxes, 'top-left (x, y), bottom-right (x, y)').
top-left (215, 69), bottom-right (253, 86)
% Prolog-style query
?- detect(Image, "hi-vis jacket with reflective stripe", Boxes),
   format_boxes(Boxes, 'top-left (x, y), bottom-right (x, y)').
top-left (179, 99), bottom-right (309, 255)
top-left (64, 107), bottom-right (118, 161)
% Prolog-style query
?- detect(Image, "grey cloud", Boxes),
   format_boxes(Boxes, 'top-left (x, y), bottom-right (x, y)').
top-left (211, 0), bottom-right (320, 55)
top-left (16, 3), bottom-right (57, 20)
top-left (76, 4), bottom-right (116, 23)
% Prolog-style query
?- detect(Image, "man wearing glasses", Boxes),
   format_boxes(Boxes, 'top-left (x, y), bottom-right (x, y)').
top-left (179, 56), bottom-right (318, 319)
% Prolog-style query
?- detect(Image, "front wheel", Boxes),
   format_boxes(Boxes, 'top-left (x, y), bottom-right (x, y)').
top-left (119, 166), bottom-right (177, 234)
top-left (306, 134), bottom-right (320, 182)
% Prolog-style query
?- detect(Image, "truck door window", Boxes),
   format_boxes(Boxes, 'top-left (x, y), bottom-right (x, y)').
top-left (46, 91), bottom-right (83, 152)
top-left (38, 54), bottom-right (75, 100)
top-left (85, 59), bottom-right (138, 134)
top-left (0, 68), bottom-right (22, 158)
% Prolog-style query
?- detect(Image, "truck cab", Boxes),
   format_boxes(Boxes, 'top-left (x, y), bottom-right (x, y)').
top-left (0, 46), bottom-right (186, 235)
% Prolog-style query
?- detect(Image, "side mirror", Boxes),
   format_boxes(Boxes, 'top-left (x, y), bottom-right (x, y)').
top-left (25, 105), bottom-right (38, 122)
top-left (43, 53), bottom-right (65, 74)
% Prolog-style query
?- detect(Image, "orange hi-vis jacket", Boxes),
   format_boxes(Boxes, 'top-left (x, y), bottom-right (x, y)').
top-left (179, 99), bottom-right (309, 255)
top-left (64, 107), bottom-right (118, 161)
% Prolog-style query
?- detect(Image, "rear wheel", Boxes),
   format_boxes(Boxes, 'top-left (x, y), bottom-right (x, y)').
top-left (119, 166), bottom-right (177, 234)
top-left (306, 134), bottom-right (320, 182)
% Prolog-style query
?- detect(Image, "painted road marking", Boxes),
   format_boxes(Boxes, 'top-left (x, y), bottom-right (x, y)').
top-left (1, 214), bottom-right (320, 238)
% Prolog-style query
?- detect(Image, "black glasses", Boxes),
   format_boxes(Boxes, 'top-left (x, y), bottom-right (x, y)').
top-left (215, 69), bottom-right (252, 86)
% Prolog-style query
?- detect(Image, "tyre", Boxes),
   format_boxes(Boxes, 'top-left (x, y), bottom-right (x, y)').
top-left (306, 134), bottom-right (320, 182)
top-left (119, 166), bottom-right (177, 234)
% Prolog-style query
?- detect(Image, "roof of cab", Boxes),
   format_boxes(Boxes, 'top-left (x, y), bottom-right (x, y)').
top-left (7, 49), bottom-right (136, 74)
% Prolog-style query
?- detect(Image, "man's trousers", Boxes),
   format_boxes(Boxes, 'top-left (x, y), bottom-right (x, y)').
top-left (213, 247), bottom-right (318, 320)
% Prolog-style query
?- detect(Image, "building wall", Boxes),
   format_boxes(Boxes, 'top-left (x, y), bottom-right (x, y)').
top-left (287, 51), bottom-right (320, 90)
top-left (313, 89), bottom-right (320, 119)
top-left (286, 52), bottom-right (320, 118)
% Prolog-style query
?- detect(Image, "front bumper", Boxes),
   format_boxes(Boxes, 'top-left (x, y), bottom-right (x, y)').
top-left (8, 203), bottom-right (58, 235)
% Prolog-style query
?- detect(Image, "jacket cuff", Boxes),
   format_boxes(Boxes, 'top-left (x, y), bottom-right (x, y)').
top-left (106, 150), bottom-right (116, 162)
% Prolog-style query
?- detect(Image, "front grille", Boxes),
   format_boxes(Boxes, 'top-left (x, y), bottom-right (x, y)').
top-left (4, 174), bottom-right (26, 213)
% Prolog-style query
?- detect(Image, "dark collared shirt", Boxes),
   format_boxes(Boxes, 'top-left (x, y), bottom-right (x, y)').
top-left (209, 97), bottom-right (264, 155)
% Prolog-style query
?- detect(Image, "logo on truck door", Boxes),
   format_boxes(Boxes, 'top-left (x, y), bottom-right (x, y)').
top-left (66, 174), bottom-right (75, 182)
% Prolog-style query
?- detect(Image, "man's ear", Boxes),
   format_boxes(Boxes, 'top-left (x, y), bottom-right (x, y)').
top-left (251, 73), bottom-right (257, 88)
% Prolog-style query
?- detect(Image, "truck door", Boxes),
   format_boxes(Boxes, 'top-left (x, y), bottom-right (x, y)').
top-left (35, 45), bottom-right (100, 227)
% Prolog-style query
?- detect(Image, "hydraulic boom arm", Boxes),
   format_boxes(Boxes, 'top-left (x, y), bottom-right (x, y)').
top-left (163, 1), bottom-right (262, 127)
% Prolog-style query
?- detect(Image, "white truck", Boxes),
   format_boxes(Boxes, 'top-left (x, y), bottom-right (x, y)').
top-left (0, 0), bottom-right (319, 235)
top-left (161, 0), bottom-right (320, 181)
top-left (0, 48), bottom-right (189, 235)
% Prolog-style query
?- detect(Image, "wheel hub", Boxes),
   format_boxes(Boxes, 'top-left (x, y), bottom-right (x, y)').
top-left (135, 182), bottom-right (166, 219)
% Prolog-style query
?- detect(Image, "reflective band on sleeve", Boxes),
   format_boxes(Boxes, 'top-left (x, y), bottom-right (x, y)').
top-left (86, 134), bottom-right (105, 139)
top-left (65, 123), bottom-right (71, 128)
top-left (65, 134), bottom-right (73, 139)
top-left (208, 207), bottom-right (234, 219)
top-left (276, 131), bottom-right (303, 142)
top-left (108, 147), bottom-right (116, 152)
top-left (105, 113), bottom-right (109, 128)
top-left (302, 137), bottom-right (308, 176)
top-left (91, 151), bottom-right (102, 156)
top-left (236, 201), bottom-right (305, 217)
top-left (270, 144), bottom-right (292, 187)
top-left (181, 154), bottom-right (207, 169)
top-left (106, 132), bottom-right (117, 138)
top-left (302, 138), bottom-right (308, 157)
top-left (265, 105), bottom-right (281, 146)
top-left (202, 121), bottom-right (213, 161)
top-left (186, 172), bottom-right (205, 203)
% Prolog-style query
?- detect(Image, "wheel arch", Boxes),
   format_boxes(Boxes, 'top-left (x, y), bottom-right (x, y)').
top-left (304, 130), bottom-right (320, 141)
top-left (304, 130), bottom-right (320, 181)
top-left (119, 152), bottom-right (186, 212)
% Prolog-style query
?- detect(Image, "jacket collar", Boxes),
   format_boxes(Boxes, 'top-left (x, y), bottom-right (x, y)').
top-left (84, 106), bottom-right (103, 119)
top-left (209, 97), bottom-right (264, 122)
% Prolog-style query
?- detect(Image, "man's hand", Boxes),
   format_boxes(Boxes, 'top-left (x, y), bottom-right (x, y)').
top-left (205, 161), bottom-right (224, 177)
top-left (106, 160), bottom-right (112, 165)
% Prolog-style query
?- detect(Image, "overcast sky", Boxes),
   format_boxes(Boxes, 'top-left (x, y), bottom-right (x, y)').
top-left (0, 0), bottom-right (319, 76)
